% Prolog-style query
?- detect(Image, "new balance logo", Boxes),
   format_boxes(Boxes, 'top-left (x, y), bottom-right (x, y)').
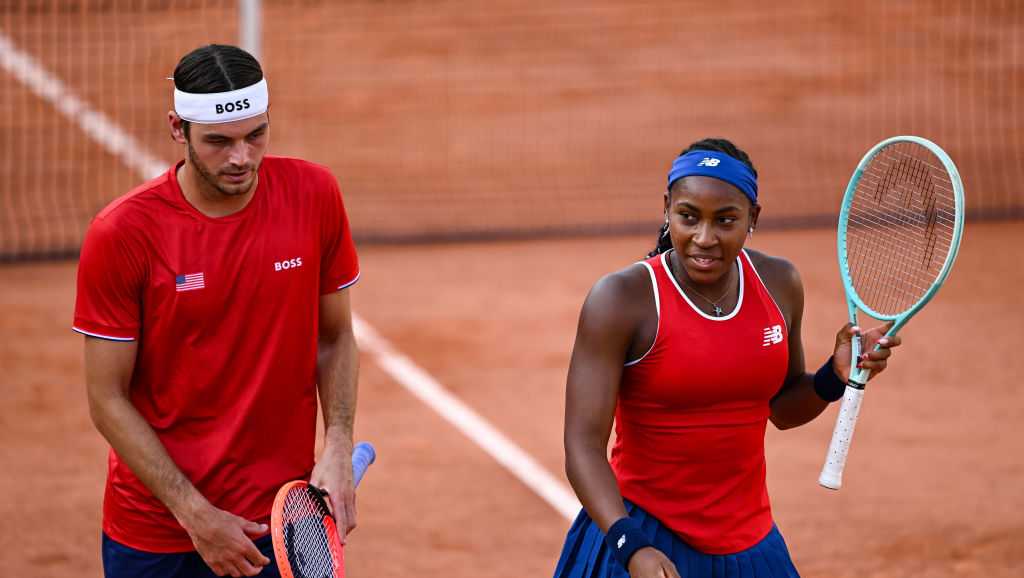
top-left (762, 325), bottom-right (784, 346)
top-left (617, 535), bottom-right (626, 549)
top-left (697, 157), bottom-right (721, 167)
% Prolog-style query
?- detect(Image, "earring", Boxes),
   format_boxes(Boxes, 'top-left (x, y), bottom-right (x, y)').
top-left (662, 219), bottom-right (670, 238)
top-left (747, 227), bottom-right (754, 239)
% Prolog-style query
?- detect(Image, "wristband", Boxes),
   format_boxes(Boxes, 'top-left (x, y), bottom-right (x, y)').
top-left (604, 516), bottom-right (652, 569)
top-left (813, 355), bottom-right (847, 402)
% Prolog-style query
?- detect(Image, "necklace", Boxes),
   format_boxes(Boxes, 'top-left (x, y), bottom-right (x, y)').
top-left (670, 251), bottom-right (735, 316)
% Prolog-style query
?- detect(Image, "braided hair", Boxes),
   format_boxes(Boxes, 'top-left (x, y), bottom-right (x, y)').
top-left (647, 138), bottom-right (757, 258)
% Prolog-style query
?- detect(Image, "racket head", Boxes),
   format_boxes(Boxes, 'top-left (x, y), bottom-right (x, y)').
top-left (271, 481), bottom-right (345, 578)
top-left (838, 136), bottom-right (965, 324)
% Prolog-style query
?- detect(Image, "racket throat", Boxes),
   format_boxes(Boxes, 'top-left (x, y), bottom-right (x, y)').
top-left (847, 366), bottom-right (869, 389)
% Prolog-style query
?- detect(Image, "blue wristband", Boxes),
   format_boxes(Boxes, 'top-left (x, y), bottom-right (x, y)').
top-left (605, 516), bottom-right (652, 569)
top-left (813, 356), bottom-right (847, 402)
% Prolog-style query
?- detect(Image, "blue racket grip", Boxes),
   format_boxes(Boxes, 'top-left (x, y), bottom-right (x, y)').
top-left (352, 441), bottom-right (376, 488)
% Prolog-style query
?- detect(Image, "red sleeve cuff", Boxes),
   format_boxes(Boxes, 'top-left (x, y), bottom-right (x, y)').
top-left (71, 319), bottom-right (138, 341)
top-left (321, 270), bottom-right (360, 295)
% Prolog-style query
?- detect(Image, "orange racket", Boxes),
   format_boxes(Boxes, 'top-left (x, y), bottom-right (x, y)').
top-left (271, 441), bottom-right (376, 578)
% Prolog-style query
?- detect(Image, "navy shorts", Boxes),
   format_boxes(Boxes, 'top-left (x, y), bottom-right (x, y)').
top-left (102, 533), bottom-right (281, 578)
top-left (553, 500), bottom-right (800, 578)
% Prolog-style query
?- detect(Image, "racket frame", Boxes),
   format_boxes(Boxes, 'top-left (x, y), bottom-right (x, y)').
top-left (271, 441), bottom-right (377, 578)
top-left (271, 481), bottom-right (344, 578)
top-left (820, 136), bottom-right (964, 490)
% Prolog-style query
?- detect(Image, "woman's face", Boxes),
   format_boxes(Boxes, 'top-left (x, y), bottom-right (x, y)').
top-left (664, 176), bottom-right (759, 285)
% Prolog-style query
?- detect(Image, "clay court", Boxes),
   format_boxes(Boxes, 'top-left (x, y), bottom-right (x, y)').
top-left (2, 1), bottom-right (1023, 577)
top-left (4, 225), bottom-right (1024, 577)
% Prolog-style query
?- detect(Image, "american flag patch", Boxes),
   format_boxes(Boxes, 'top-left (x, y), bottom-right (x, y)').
top-left (175, 272), bottom-right (205, 292)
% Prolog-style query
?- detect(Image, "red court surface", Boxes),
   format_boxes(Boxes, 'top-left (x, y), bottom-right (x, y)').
top-left (1, 223), bottom-right (1022, 577)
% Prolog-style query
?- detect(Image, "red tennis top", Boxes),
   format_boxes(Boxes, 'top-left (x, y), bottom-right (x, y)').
top-left (610, 249), bottom-right (789, 554)
top-left (73, 156), bottom-right (360, 552)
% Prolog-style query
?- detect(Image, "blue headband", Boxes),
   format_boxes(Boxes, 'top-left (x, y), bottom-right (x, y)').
top-left (667, 150), bottom-right (758, 205)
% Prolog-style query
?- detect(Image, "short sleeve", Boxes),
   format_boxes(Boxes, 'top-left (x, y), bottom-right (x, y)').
top-left (319, 176), bottom-right (360, 294)
top-left (73, 217), bottom-right (146, 340)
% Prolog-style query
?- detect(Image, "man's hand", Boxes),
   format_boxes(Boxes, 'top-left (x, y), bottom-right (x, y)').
top-left (311, 442), bottom-right (357, 543)
top-left (181, 502), bottom-right (270, 577)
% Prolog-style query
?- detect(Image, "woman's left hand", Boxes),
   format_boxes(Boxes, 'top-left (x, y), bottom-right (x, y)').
top-left (831, 321), bottom-right (902, 382)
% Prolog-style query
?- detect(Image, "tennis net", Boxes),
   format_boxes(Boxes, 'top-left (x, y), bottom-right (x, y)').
top-left (2, 0), bottom-right (1021, 260)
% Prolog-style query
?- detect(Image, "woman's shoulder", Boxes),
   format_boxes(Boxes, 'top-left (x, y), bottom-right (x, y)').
top-left (580, 261), bottom-right (656, 326)
top-left (744, 249), bottom-right (803, 301)
top-left (592, 260), bottom-right (655, 300)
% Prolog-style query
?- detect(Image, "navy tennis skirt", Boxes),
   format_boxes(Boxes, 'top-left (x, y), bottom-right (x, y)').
top-left (553, 501), bottom-right (800, 578)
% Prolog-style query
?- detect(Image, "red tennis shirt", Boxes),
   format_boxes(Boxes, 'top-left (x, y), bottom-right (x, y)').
top-left (611, 249), bottom-right (789, 554)
top-left (73, 156), bottom-right (360, 552)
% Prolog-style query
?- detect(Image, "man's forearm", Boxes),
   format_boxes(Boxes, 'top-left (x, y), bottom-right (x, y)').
top-left (317, 327), bottom-right (359, 448)
top-left (88, 392), bottom-right (208, 526)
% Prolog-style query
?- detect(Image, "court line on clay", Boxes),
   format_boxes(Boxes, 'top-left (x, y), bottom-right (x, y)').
top-left (0, 32), bottom-right (166, 179)
top-left (353, 316), bottom-right (581, 520)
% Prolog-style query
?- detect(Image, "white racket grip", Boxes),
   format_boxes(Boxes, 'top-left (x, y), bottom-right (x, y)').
top-left (818, 386), bottom-right (865, 490)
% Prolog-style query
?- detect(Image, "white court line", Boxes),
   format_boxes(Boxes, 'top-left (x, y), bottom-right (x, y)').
top-left (2, 32), bottom-right (580, 520)
top-left (353, 316), bottom-right (581, 520)
top-left (0, 32), bottom-right (165, 180)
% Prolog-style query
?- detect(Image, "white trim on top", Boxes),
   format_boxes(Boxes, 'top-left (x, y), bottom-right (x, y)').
top-left (740, 249), bottom-right (788, 331)
top-left (624, 261), bottom-right (660, 367)
top-left (660, 250), bottom-right (744, 321)
top-left (72, 327), bottom-right (135, 342)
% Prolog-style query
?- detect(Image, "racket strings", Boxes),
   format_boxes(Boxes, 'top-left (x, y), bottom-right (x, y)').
top-left (849, 191), bottom-right (952, 312)
top-left (846, 142), bottom-right (957, 316)
top-left (280, 486), bottom-right (340, 578)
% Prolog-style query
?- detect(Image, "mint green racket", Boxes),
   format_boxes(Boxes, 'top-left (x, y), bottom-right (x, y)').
top-left (819, 136), bottom-right (964, 490)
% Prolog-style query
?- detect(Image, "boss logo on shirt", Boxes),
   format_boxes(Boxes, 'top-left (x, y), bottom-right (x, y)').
top-left (215, 98), bottom-right (251, 115)
top-left (274, 257), bottom-right (303, 271)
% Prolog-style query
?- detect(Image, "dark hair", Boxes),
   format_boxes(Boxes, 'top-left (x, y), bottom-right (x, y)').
top-left (647, 138), bottom-right (758, 258)
top-left (173, 44), bottom-right (263, 139)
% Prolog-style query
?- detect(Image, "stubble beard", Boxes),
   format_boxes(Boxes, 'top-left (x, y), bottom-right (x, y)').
top-left (187, 141), bottom-right (256, 198)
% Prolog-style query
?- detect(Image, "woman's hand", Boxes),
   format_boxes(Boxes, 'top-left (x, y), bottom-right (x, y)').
top-left (832, 321), bottom-right (902, 382)
top-left (627, 547), bottom-right (681, 578)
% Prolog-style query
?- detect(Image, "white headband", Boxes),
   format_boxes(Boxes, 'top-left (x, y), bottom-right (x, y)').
top-left (174, 78), bottom-right (269, 124)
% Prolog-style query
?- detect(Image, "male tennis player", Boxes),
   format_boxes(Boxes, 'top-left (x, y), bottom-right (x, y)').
top-left (74, 44), bottom-right (361, 578)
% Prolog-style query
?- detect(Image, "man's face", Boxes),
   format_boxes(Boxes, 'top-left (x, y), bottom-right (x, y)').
top-left (178, 113), bottom-right (270, 197)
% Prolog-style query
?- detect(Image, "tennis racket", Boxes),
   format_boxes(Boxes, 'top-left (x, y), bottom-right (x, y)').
top-left (271, 441), bottom-right (377, 578)
top-left (819, 136), bottom-right (964, 491)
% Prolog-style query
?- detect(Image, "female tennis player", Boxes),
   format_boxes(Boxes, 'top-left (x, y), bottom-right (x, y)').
top-left (553, 138), bottom-right (902, 578)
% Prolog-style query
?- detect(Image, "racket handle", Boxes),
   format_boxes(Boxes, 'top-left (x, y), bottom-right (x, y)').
top-left (352, 441), bottom-right (376, 488)
top-left (818, 384), bottom-right (866, 490)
